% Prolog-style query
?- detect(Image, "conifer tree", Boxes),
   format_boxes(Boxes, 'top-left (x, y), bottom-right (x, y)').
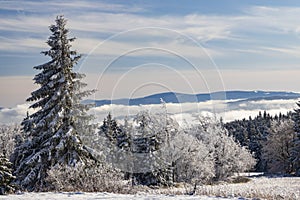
top-left (99, 113), bottom-right (122, 145)
top-left (262, 119), bottom-right (294, 173)
top-left (292, 101), bottom-right (300, 175)
top-left (0, 151), bottom-right (15, 195)
top-left (98, 113), bottom-right (124, 166)
top-left (11, 15), bottom-right (96, 191)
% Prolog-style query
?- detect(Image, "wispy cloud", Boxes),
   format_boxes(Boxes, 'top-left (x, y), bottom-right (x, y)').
top-left (0, 15), bottom-right (52, 34)
top-left (260, 46), bottom-right (300, 57)
top-left (0, 13), bottom-right (228, 58)
top-left (0, 1), bottom-right (232, 56)
top-left (0, 0), bottom-right (146, 14)
top-left (2, 3), bottom-right (300, 60)
top-left (0, 37), bottom-right (47, 52)
top-left (244, 6), bottom-right (300, 34)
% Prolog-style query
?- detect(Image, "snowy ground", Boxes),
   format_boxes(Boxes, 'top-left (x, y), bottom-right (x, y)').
top-left (1, 176), bottom-right (299, 200)
top-left (0, 192), bottom-right (238, 200)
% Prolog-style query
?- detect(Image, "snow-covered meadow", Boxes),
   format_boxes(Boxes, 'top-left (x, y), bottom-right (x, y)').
top-left (1, 176), bottom-right (299, 199)
top-left (0, 192), bottom-right (233, 200)
top-left (197, 176), bottom-right (300, 199)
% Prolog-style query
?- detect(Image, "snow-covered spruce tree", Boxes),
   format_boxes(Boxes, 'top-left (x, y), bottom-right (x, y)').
top-left (292, 101), bottom-right (300, 175)
top-left (0, 151), bottom-right (15, 195)
top-left (11, 16), bottom-right (96, 191)
top-left (98, 113), bottom-right (132, 174)
top-left (119, 117), bottom-right (132, 151)
top-left (99, 113), bottom-right (126, 148)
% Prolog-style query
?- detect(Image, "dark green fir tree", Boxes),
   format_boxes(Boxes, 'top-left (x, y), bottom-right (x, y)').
top-left (0, 151), bottom-right (15, 195)
top-left (292, 101), bottom-right (300, 175)
top-left (11, 16), bottom-right (96, 191)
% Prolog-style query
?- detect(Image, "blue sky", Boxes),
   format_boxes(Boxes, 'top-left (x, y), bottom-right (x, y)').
top-left (1, 0), bottom-right (300, 107)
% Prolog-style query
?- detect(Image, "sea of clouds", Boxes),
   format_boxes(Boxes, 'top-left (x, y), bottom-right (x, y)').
top-left (1, 98), bottom-right (298, 125)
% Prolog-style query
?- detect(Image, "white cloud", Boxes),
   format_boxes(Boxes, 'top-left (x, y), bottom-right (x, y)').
top-left (260, 46), bottom-right (300, 57)
top-left (0, 3), bottom-right (232, 56)
top-left (0, 13), bottom-right (225, 57)
top-left (85, 98), bottom-right (299, 125)
top-left (0, 0), bottom-right (145, 14)
top-left (0, 16), bottom-right (51, 33)
top-left (0, 104), bottom-right (30, 125)
top-left (0, 37), bottom-right (47, 52)
top-left (245, 6), bottom-right (300, 34)
top-left (1, 97), bottom-right (297, 126)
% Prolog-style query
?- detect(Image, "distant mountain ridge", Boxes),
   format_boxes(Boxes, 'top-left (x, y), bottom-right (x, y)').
top-left (88, 91), bottom-right (300, 107)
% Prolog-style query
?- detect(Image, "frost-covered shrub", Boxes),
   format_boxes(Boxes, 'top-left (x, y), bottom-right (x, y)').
top-left (0, 124), bottom-right (21, 158)
top-left (46, 163), bottom-right (129, 193)
top-left (169, 132), bottom-right (215, 185)
top-left (187, 116), bottom-right (256, 181)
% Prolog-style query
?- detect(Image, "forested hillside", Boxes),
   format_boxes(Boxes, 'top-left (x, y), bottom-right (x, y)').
top-left (225, 111), bottom-right (298, 174)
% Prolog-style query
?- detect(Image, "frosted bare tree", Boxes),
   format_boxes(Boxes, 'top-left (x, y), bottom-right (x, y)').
top-left (262, 119), bottom-right (294, 174)
top-left (188, 116), bottom-right (256, 181)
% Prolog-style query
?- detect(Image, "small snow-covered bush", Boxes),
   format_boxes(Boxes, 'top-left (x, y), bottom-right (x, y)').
top-left (0, 124), bottom-right (21, 158)
top-left (46, 163), bottom-right (131, 193)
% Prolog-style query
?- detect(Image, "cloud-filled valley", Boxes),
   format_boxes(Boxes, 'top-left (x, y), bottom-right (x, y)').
top-left (1, 96), bottom-right (298, 125)
top-left (90, 98), bottom-right (299, 125)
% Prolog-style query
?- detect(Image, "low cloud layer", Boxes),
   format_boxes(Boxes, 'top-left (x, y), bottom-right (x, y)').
top-left (1, 98), bottom-right (298, 126)
top-left (90, 98), bottom-right (298, 125)
top-left (0, 104), bottom-right (31, 125)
